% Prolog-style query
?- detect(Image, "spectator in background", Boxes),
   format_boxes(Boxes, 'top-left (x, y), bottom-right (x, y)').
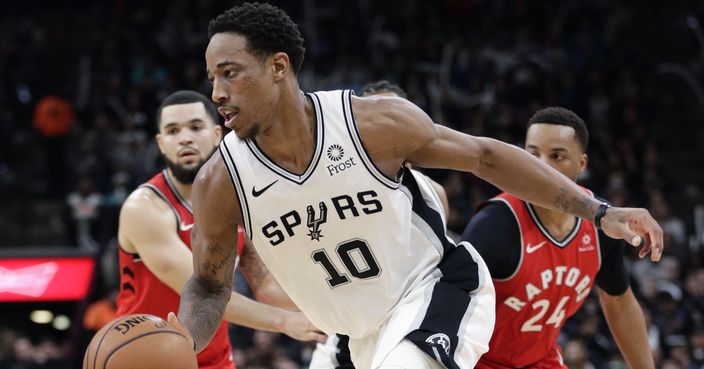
top-left (563, 337), bottom-right (596, 369)
top-left (65, 176), bottom-right (103, 251)
top-left (650, 191), bottom-right (688, 261)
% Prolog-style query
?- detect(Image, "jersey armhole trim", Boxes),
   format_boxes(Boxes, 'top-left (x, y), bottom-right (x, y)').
top-left (219, 142), bottom-right (253, 240)
top-left (342, 89), bottom-right (400, 189)
top-left (139, 183), bottom-right (182, 235)
top-left (490, 198), bottom-right (524, 282)
top-left (413, 171), bottom-right (447, 228)
top-left (162, 169), bottom-right (193, 214)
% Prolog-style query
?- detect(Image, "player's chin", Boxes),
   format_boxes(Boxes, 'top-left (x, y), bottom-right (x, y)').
top-left (234, 125), bottom-right (258, 140)
top-left (176, 160), bottom-right (201, 171)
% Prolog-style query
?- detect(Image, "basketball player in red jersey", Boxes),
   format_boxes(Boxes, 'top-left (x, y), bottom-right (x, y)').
top-left (117, 90), bottom-right (325, 369)
top-left (463, 107), bottom-right (654, 369)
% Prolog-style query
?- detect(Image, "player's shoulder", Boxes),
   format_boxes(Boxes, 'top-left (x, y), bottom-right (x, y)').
top-left (193, 148), bottom-right (229, 191)
top-left (122, 186), bottom-right (171, 214)
top-left (119, 187), bottom-right (175, 230)
top-left (351, 94), bottom-right (424, 125)
top-left (191, 149), bottom-right (243, 225)
top-left (350, 95), bottom-right (436, 150)
top-left (118, 186), bottom-right (178, 249)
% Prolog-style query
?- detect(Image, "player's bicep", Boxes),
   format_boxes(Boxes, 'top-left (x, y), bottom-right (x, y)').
top-left (407, 125), bottom-right (485, 173)
top-left (119, 192), bottom-right (194, 291)
top-left (190, 151), bottom-right (242, 288)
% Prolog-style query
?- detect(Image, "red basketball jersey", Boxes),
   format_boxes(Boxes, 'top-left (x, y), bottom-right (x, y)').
top-left (476, 192), bottom-right (600, 369)
top-left (117, 170), bottom-right (245, 369)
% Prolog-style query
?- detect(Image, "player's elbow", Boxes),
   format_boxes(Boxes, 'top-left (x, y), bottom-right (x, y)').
top-left (473, 137), bottom-right (499, 178)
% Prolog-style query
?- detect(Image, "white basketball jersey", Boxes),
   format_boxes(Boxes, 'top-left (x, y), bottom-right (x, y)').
top-left (220, 90), bottom-right (450, 338)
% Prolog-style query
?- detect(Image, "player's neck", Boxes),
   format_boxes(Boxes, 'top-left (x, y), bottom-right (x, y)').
top-left (531, 204), bottom-right (578, 240)
top-left (165, 169), bottom-right (192, 205)
top-left (254, 88), bottom-right (316, 175)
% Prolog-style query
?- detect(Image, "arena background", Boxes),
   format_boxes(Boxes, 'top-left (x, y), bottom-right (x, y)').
top-left (1, 0), bottom-right (703, 368)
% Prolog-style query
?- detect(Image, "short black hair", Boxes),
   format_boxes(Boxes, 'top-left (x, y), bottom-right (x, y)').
top-left (208, 2), bottom-right (306, 74)
top-left (528, 106), bottom-right (589, 151)
top-left (361, 80), bottom-right (408, 99)
top-left (156, 90), bottom-right (220, 128)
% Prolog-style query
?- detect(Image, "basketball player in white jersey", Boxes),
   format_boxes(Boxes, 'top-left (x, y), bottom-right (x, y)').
top-left (308, 81), bottom-right (450, 369)
top-left (174, 3), bottom-right (663, 369)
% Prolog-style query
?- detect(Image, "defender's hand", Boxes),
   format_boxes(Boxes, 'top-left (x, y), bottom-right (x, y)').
top-left (168, 312), bottom-right (197, 352)
top-left (599, 207), bottom-right (663, 262)
top-left (280, 311), bottom-right (327, 343)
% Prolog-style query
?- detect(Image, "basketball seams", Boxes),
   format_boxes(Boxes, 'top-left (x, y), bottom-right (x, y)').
top-left (101, 330), bottom-right (188, 369)
top-left (92, 318), bottom-right (137, 369)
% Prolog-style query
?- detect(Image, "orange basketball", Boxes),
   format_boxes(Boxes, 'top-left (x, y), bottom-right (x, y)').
top-left (83, 314), bottom-right (198, 369)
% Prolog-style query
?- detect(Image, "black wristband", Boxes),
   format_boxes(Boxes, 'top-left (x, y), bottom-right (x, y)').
top-left (594, 202), bottom-right (611, 229)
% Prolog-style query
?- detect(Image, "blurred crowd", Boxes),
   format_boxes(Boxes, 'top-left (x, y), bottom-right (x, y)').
top-left (1, 0), bottom-right (704, 368)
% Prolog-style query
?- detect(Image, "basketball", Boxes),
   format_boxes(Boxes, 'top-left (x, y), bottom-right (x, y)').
top-left (83, 314), bottom-right (198, 369)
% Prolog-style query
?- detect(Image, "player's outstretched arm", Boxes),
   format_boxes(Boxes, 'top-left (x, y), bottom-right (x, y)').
top-left (178, 151), bottom-right (240, 353)
top-left (353, 96), bottom-right (663, 261)
top-left (598, 288), bottom-right (655, 369)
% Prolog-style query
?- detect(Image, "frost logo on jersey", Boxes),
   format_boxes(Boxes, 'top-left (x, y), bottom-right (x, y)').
top-left (425, 333), bottom-right (451, 360)
top-left (307, 202), bottom-right (328, 241)
top-left (326, 144), bottom-right (344, 161)
top-left (326, 144), bottom-right (357, 176)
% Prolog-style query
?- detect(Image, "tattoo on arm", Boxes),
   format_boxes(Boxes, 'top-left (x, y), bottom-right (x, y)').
top-left (552, 188), bottom-right (599, 220)
top-left (179, 243), bottom-right (236, 352)
top-left (207, 243), bottom-right (223, 255)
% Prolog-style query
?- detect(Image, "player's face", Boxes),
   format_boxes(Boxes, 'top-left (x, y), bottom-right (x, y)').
top-left (525, 123), bottom-right (587, 182)
top-left (156, 102), bottom-right (222, 183)
top-left (206, 33), bottom-right (279, 139)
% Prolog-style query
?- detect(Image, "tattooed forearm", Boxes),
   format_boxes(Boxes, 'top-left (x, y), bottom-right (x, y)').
top-left (552, 187), bottom-right (600, 220)
top-left (179, 275), bottom-right (230, 352)
top-left (207, 243), bottom-right (222, 254)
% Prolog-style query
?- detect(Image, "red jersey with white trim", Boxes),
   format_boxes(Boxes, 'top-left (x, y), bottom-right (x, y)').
top-left (476, 192), bottom-right (600, 368)
top-left (117, 170), bottom-right (245, 369)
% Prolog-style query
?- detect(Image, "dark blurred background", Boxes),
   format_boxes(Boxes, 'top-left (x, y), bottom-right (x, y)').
top-left (1, 0), bottom-right (703, 368)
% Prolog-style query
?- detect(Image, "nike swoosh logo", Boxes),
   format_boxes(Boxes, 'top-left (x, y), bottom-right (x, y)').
top-left (252, 180), bottom-right (278, 197)
top-left (526, 241), bottom-right (547, 254)
top-left (179, 222), bottom-right (194, 232)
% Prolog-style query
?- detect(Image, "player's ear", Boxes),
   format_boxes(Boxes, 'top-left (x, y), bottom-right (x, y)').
top-left (156, 132), bottom-right (166, 155)
top-left (213, 124), bottom-right (223, 141)
top-left (578, 153), bottom-right (588, 175)
top-left (271, 52), bottom-right (289, 82)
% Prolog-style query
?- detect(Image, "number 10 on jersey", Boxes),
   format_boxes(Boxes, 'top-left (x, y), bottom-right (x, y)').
top-left (312, 239), bottom-right (382, 288)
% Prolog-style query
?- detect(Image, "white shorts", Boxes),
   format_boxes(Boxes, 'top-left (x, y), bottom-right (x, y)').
top-left (313, 242), bottom-right (495, 369)
top-left (310, 334), bottom-right (353, 369)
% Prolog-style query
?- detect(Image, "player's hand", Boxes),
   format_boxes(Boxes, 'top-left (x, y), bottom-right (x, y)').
top-left (599, 207), bottom-right (663, 262)
top-left (280, 311), bottom-right (327, 343)
top-left (168, 312), bottom-right (197, 352)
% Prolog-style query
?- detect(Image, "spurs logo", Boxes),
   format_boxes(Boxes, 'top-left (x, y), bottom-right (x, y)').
top-left (425, 333), bottom-right (451, 359)
top-left (307, 202), bottom-right (328, 241)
